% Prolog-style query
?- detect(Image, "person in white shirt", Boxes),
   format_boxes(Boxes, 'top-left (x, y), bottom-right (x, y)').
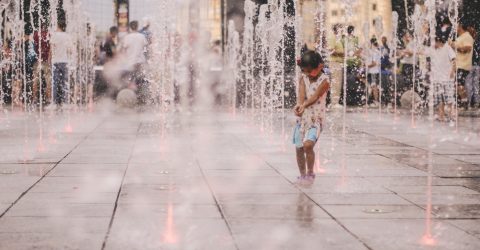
top-left (367, 38), bottom-right (381, 107)
top-left (50, 22), bottom-right (72, 107)
top-left (119, 21), bottom-right (149, 105)
top-left (120, 21), bottom-right (147, 70)
top-left (428, 36), bottom-right (456, 122)
top-left (399, 33), bottom-right (417, 94)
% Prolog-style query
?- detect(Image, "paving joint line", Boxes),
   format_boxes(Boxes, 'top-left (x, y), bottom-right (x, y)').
top-left (100, 118), bottom-right (140, 250)
top-left (337, 122), bottom-right (480, 239)
top-left (229, 131), bottom-right (373, 250)
top-left (195, 158), bottom-right (241, 250)
top-left (0, 117), bottom-right (107, 218)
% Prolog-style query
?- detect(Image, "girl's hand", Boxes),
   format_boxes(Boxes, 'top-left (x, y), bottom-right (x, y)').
top-left (294, 105), bottom-right (301, 116)
top-left (294, 105), bottom-right (303, 116)
top-left (297, 105), bottom-right (305, 116)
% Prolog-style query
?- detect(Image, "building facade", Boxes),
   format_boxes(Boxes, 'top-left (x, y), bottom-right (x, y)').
top-left (298, 0), bottom-right (393, 47)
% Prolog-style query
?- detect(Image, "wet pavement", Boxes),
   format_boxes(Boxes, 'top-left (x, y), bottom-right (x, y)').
top-left (0, 107), bottom-right (479, 250)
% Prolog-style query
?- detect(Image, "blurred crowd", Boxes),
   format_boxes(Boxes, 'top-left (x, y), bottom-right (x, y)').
top-left (1, 20), bottom-right (95, 111)
top-left (97, 19), bottom-right (226, 109)
top-left (326, 15), bottom-right (479, 121)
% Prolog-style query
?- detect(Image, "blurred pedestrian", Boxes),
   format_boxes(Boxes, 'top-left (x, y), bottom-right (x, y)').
top-left (50, 22), bottom-right (72, 108)
top-left (102, 26), bottom-right (119, 62)
top-left (428, 36), bottom-right (456, 122)
top-left (367, 38), bottom-right (381, 107)
top-left (119, 21), bottom-right (148, 105)
top-left (465, 28), bottom-right (480, 109)
top-left (23, 33), bottom-right (37, 107)
top-left (399, 32), bottom-right (416, 94)
top-left (451, 22), bottom-right (474, 109)
top-left (33, 22), bottom-right (51, 106)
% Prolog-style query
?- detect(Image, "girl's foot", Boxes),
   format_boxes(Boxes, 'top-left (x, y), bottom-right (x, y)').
top-left (295, 175), bottom-right (315, 186)
top-left (306, 173), bottom-right (316, 180)
top-left (295, 175), bottom-right (308, 185)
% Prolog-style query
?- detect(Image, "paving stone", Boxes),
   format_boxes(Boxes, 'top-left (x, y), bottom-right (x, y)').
top-left (0, 110), bottom-right (479, 249)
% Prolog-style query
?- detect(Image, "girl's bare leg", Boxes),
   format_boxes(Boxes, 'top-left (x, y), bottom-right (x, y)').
top-left (304, 141), bottom-right (315, 176)
top-left (296, 147), bottom-right (306, 176)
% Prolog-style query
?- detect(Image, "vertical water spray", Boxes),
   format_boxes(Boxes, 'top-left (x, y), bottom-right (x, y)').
top-left (363, 21), bottom-right (370, 118)
top-left (226, 20), bottom-right (240, 116)
top-left (279, 0), bottom-right (286, 141)
top-left (374, 16), bottom-right (383, 118)
top-left (411, 4), bottom-right (425, 128)
top-left (21, 0), bottom-right (28, 111)
top-left (241, 0), bottom-right (256, 113)
top-left (448, 0), bottom-right (459, 131)
top-left (255, 7), bottom-right (266, 130)
top-left (423, 0), bottom-right (437, 245)
top-left (152, 0), bottom-right (177, 111)
top-left (0, 2), bottom-right (6, 108)
top-left (392, 11), bottom-right (399, 119)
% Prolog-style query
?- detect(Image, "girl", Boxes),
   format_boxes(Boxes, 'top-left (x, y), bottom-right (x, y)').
top-left (293, 50), bottom-right (330, 184)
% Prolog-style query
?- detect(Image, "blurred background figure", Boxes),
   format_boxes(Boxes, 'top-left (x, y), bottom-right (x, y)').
top-left (33, 22), bottom-right (52, 107)
top-left (140, 17), bottom-right (153, 61)
top-left (118, 20), bottom-right (149, 106)
top-left (328, 24), bottom-right (345, 109)
top-left (50, 22), bottom-right (72, 109)
top-left (101, 26), bottom-right (119, 63)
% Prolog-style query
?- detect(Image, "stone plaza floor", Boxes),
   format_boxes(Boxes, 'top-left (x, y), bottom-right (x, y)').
top-left (0, 106), bottom-right (479, 250)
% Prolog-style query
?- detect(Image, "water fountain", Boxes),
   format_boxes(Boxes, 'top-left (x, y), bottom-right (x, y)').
top-left (447, 0), bottom-right (459, 131)
top-left (151, 0), bottom-right (177, 110)
top-left (241, 0), bottom-right (256, 114)
top-left (237, 0), bottom-right (290, 137)
top-left (374, 16), bottom-right (383, 118)
top-left (226, 20), bottom-right (240, 116)
top-left (423, 0), bottom-right (437, 244)
top-left (341, 0), bottom-right (356, 137)
top-left (391, 11), bottom-right (399, 120)
top-left (0, 0), bottom-right (95, 112)
top-left (362, 21), bottom-right (370, 118)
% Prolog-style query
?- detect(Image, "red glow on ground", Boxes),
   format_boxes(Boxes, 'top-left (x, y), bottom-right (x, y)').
top-left (49, 133), bottom-right (57, 144)
top-left (421, 234), bottom-right (436, 246)
top-left (314, 156), bottom-right (326, 174)
top-left (88, 102), bottom-right (94, 112)
top-left (162, 204), bottom-right (178, 244)
top-left (37, 142), bottom-right (46, 152)
top-left (65, 124), bottom-right (73, 133)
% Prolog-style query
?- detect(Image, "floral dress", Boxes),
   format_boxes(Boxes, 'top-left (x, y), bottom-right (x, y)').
top-left (293, 73), bottom-right (329, 148)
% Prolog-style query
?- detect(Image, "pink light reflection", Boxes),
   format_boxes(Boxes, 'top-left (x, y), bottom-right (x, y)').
top-left (65, 124), bottom-right (73, 133)
top-left (162, 204), bottom-right (178, 245)
top-left (420, 234), bottom-right (436, 246)
top-left (37, 141), bottom-right (46, 152)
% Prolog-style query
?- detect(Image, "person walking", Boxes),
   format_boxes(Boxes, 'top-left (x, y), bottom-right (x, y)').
top-left (428, 36), bottom-right (457, 123)
top-left (465, 29), bottom-right (480, 109)
top-left (50, 22), bottom-right (72, 109)
top-left (119, 21), bottom-right (148, 105)
top-left (451, 22), bottom-right (474, 109)
top-left (102, 26), bottom-right (119, 62)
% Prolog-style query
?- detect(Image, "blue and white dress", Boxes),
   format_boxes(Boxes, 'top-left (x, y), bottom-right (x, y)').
top-left (293, 74), bottom-right (329, 148)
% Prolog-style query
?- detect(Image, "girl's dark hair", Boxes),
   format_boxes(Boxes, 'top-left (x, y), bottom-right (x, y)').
top-left (297, 50), bottom-right (323, 69)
